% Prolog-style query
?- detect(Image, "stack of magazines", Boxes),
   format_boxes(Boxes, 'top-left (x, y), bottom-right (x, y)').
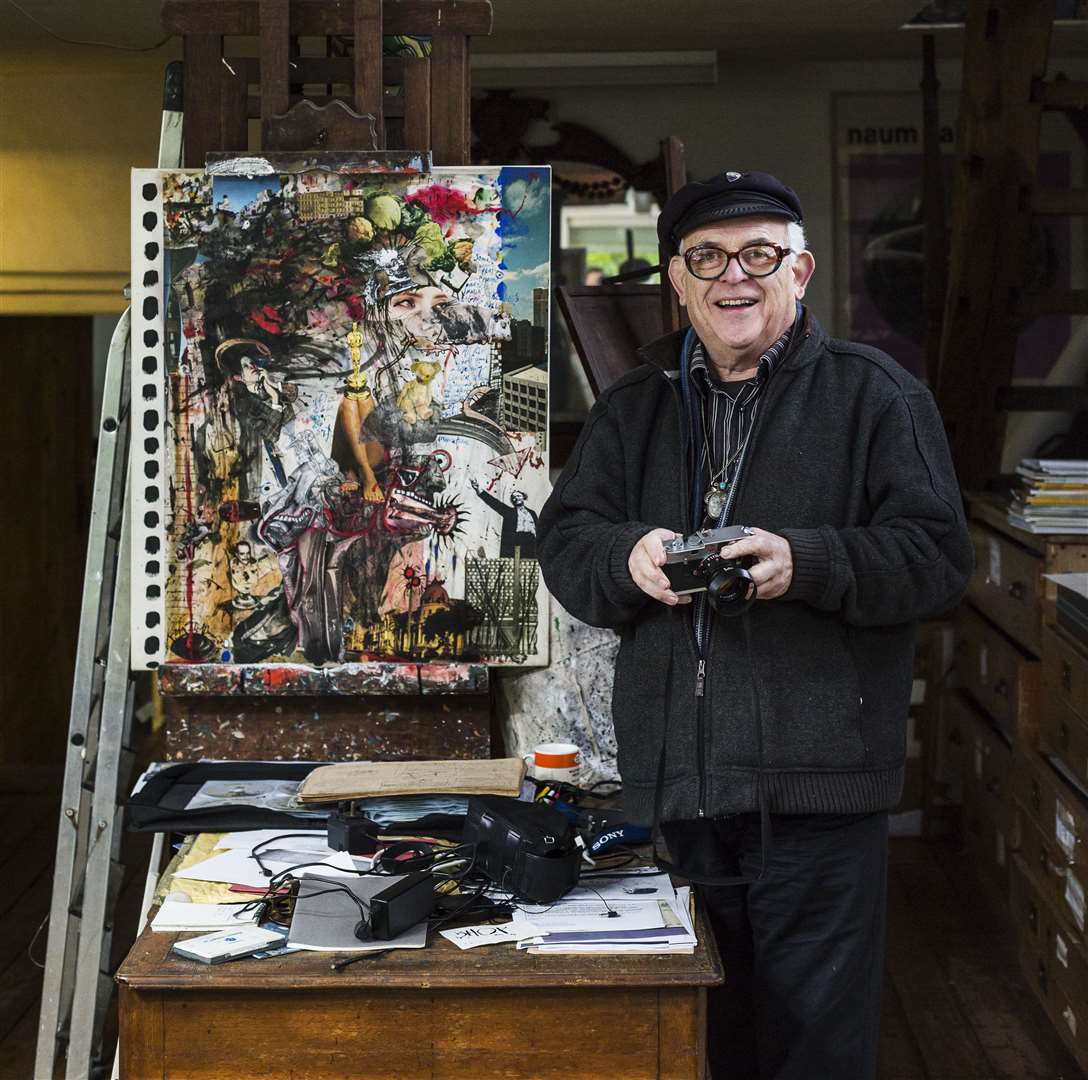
top-left (511, 871), bottom-right (697, 955)
top-left (1008, 459), bottom-right (1088, 534)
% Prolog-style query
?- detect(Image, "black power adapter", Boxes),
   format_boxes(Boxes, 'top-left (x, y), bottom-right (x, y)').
top-left (327, 803), bottom-right (380, 856)
top-left (366, 872), bottom-right (436, 941)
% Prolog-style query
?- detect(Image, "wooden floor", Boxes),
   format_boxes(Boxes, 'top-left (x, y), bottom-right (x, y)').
top-left (0, 780), bottom-right (1082, 1080)
top-left (880, 838), bottom-right (1084, 1080)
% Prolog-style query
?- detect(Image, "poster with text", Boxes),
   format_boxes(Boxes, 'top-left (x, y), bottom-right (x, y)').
top-left (833, 92), bottom-right (1074, 382)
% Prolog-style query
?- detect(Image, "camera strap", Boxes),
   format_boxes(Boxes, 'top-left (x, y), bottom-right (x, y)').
top-left (647, 652), bottom-right (773, 888)
top-left (650, 330), bottom-right (775, 885)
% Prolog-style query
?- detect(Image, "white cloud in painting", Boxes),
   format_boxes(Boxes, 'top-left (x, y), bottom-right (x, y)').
top-left (500, 259), bottom-right (549, 284)
top-left (502, 176), bottom-right (547, 219)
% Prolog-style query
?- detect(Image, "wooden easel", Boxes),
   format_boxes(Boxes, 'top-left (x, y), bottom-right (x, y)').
top-left (157, 0), bottom-right (498, 762)
top-left (162, 0), bottom-right (490, 165)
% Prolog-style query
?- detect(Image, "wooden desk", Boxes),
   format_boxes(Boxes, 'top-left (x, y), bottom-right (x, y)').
top-left (116, 909), bottom-right (722, 1079)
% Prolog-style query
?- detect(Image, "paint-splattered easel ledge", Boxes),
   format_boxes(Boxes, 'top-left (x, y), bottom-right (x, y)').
top-left (158, 661), bottom-right (488, 696)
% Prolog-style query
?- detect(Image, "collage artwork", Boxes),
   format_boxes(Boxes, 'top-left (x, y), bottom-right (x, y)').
top-left (132, 160), bottom-right (551, 670)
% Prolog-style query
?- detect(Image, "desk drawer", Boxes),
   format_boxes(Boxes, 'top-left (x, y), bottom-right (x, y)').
top-left (1011, 854), bottom-right (1088, 1069)
top-left (934, 689), bottom-right (969, 795)
top-left (960, 698), bottom-right (1014, 898)
top-left (1014, 862), bottom-right (1053, 1024)
top-left (1012, 748), bottom-right (1088, 935)
top-left (1040, 665), bottom-right (1088, 794)
top-left (1015, 806), bottom-right (1084, 946)
top-left (967, 523), bottom-right (1043, 655)
top-left (1043, 621), bottom-right (1088, 725)
top-left (954, 604), bottom-right (1040, 744)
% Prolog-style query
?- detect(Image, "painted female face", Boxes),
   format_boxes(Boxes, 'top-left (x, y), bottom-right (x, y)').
top-left (388, 286), bottom-right (452, 347)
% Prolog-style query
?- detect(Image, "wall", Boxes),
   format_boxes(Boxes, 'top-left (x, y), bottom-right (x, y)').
top-left (7, 45), bottom-right (1086, 325)
top-left (0, 46), bottom-right (177, 315)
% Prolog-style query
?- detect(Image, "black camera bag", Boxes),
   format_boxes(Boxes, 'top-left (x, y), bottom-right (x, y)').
top-left (462, 795), bottom-right (580, 903)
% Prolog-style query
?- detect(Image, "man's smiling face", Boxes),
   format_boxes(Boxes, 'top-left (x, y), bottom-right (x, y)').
top-left (667, 215), bottom-right (814, 375)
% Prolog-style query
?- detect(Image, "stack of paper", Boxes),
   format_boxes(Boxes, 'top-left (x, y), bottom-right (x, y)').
top-left (152, 831), bottom-right (374, 932)
top-left (1009, 460), bottom-right (1088, 534)
top-left (511, 873), bottom-right (697, 955)
top-left (171, 830), bottom-right (367, 892)
top-left (151, 899), bottom-right (258, 933)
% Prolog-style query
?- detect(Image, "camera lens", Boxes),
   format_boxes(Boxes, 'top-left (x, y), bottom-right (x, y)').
top-left (705, 564), bottom-right (757, 616)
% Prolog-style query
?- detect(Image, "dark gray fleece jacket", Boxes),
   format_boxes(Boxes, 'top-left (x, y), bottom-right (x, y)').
top-left (537, 311), bottom-right (972, 826)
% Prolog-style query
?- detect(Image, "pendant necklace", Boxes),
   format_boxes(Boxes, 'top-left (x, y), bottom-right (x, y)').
top-left (703, 402), bottom-right (759, 522)
top-left (704, 450), bottom-right (740, 520)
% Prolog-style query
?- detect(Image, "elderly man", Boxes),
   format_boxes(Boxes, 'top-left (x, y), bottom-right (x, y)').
top-left (537, 171), bottom-right (972, 1079)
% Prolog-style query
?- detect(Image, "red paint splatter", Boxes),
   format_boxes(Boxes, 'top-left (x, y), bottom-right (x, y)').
top-left (251, 305), bottom-right (284, 333)
top-left (405, 185), bottom-right (497, 226)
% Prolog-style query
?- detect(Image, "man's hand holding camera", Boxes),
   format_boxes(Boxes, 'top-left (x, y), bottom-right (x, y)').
top-left (721, 527), bottom-right (793, 600)
top-left (628, 529), bottom-right (692, 606)
top-left (628, 525), bottom-right (793, 606)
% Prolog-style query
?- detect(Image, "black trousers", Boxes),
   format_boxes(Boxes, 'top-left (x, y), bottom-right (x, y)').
top-left (663, 810), bottom-right (889, 1080)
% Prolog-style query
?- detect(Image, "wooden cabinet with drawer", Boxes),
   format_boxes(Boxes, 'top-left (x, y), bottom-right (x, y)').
top-left (956, 691), bottom-right (1015, 898)
top-left (954, 603), bottom-right (1040, 745)
top-left (1011, 853), bottom-right (1088, 1071)
top-left (1015, 806), bottom-right (1085, 950)
top-left (1042, 622), bottom-right (1088, 791)
top-left (966, 498), bottom-right (1088, 658)
top-left (1040, 635), bottom-right (1088, 796)
top-left (1012, 747), bottom-right (1088, 938)
top-left (968, 520), bottom-right (1045, 655)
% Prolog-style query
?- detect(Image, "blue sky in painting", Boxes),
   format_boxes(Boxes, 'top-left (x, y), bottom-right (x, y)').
top-left (496, 165), bottom-right (551, 323)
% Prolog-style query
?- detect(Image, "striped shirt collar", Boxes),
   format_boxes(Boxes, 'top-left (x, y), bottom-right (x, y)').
top-left (689, 324), bottom-right (793, 394)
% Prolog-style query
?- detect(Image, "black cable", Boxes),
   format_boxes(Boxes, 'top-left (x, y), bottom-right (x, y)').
top-left (332, 949), bottom-right (391, 971)
top-left (4, 0), bottom-right (171, 51)
top-left (249, 832), bottom-right (333, 878)
top-left (267, 857), bottom-right (389, 889)
top-left (297, 882), bottom-right (372, 925)
top-left (427, 882), bottom-right (490, 932)
top-left (574, 883), bottom-right (621, 919)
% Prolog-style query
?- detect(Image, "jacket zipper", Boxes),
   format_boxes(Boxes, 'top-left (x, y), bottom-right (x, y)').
top-left (663, 368), bottom-right (710, 815)
top-left (715, 325), bottom-right (812, 784)
top-left (658, 323), bottom-right (812, 817)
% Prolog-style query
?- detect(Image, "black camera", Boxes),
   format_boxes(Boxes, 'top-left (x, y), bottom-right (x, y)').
top-left (661, 525), bottom-right (757, 615)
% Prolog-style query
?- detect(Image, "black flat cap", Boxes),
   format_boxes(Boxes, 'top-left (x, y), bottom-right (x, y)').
top-left (657, 170), bottom-right (803, 255)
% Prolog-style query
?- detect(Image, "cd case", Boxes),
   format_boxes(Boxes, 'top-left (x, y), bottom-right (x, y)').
top-left (171, 925), bottom-right (285, 964)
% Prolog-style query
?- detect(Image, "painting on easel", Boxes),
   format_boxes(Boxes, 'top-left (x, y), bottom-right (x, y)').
top-left (130, 159), bottom-right (551, 670)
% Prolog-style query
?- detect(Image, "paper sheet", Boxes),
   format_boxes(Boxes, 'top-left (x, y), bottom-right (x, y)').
top-left (513, 899), bottom-right (666, 936)
top-left (439, 923), bottom-right (518, 950)
top-left (286, 875), bottom-right (428, 952)
top-left (151, 900), bottom-right (258, 932)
